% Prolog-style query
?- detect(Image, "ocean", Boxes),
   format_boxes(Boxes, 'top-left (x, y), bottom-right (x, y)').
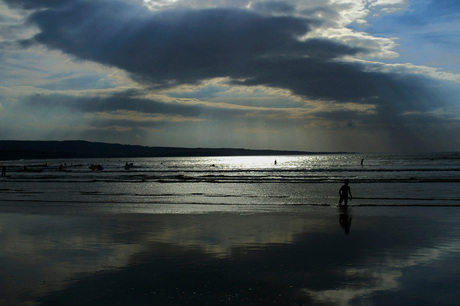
top-left (2, 152), bottom-right (460, 304)
top-left (1, 152), bottom-right (459, 211)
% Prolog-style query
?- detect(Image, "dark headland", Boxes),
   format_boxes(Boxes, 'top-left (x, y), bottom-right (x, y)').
top-left (0, 140), bottom-right (349, 160)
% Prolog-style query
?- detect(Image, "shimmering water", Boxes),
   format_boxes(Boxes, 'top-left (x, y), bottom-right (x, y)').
top-left (1, 153), bottom-right (460, 210)
top-left (1, 153), bottom-right (460, 304)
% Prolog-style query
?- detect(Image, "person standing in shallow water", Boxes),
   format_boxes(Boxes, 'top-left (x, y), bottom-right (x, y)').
top-left (339, 179), bottom-right (352, 207)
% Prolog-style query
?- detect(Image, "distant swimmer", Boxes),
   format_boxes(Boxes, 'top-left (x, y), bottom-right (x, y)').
top-left (339, 179), bottom-right (352, 207)
top-left (89, 164), bottom-right (103, 171)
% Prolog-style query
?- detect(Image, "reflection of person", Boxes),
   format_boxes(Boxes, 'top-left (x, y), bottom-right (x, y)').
top-left (339, 179), bottom-right (352, 207)
top-left (340, 212), bottom-right (352, 234)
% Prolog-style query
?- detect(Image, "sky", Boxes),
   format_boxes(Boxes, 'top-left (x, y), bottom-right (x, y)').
top-left (0, 0), bottom-right (459, 152)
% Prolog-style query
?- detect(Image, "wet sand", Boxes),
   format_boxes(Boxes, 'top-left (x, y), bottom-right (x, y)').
top-left (1, 204), bottom-right (460, 305)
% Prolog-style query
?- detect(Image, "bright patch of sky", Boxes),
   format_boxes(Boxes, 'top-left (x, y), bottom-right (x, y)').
top-left (361, 0), bottom-right (460, 73)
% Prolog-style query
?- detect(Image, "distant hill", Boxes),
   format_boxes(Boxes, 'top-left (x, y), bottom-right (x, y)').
top-left (0, 140), bottom-right (335, 160)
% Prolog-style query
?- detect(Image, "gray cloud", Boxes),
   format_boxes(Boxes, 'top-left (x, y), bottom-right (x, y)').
top-left (252, 1), bottom-right (295, 15)
top-left (24, 90), bottom-right (201, 117)
top-left (16, 0), bottom-right (365, 89)
top-left (22, 90), bottom-right (257, 124)
top-left (11, 0), bottom-right (449, 113)
top-left (3, 0), bottom-right (460, 151)
top-left (2, 0), bottom-right (67, 9)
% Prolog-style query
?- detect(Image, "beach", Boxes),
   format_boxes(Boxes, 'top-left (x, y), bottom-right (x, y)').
top-left (1, 154), bottom-right (460, 305)
top-left (2, 0), bottom-right (460, 303)
top-left (1, 205), bottom-right (460, 305)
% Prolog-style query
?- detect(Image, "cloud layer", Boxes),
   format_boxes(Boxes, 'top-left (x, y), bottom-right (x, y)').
top-left (1, 0), bottom-right (459, 151)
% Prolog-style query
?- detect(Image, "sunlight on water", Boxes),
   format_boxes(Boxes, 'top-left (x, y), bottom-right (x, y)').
top-left (172, 155), bottom-right (353, 170)
top-left (1, 153), bottom-right (459, 208)
top-left (181, 155), bottom-right (291, 169)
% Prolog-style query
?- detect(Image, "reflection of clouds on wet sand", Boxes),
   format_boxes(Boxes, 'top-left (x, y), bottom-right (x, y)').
top-left (303, 268), bottom-right (402, 305)
top-left (0, 212), bottom-right (333, 304)
top-left (304, 240), bottom-right (460, 305)
top-left (140, 214), bottom-right (333, 257)
top-left (1, 209), bottom-right (460, 305)
top-left (0, 214), bottom-right (145, 305)
top-left (302, 231), bottom-right (460, 305)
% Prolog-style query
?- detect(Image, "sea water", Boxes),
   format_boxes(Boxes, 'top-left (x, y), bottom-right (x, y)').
top-left (1, 153), bottom-right (459, 212)
top-left (2, 153), bottom-right (460, 305)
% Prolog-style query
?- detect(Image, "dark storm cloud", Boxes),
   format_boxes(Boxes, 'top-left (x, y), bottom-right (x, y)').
top-left (23, 90), bottom-right (251, 122)
top-left (7, 0), bottom-right (455, 117)
top-left (2, 0), bottom-right (67, 9)
top-left (15, 1), bottom-right (364, 89)
top-left (252, 1), bottom-right (295, 14)
top-left (233, 57), bottom-right (449, 115)
top-left (24, 90), bottom-right (202, 117)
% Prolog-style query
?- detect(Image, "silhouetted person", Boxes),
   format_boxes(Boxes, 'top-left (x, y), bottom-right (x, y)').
top-left (361, 159), bottom-right (364, 166)
top-left (274, 160), bottom-right (277, 165)
top-left (339, 179), bottom-right (352, 207)
top-left (1, 165), bottom-right (5, 176)
top-left (340, 212), bottom-right (352, 234)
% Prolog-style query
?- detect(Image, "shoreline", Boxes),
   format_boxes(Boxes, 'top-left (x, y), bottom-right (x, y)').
top-left (1, 199), bottom-right (460, 216)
